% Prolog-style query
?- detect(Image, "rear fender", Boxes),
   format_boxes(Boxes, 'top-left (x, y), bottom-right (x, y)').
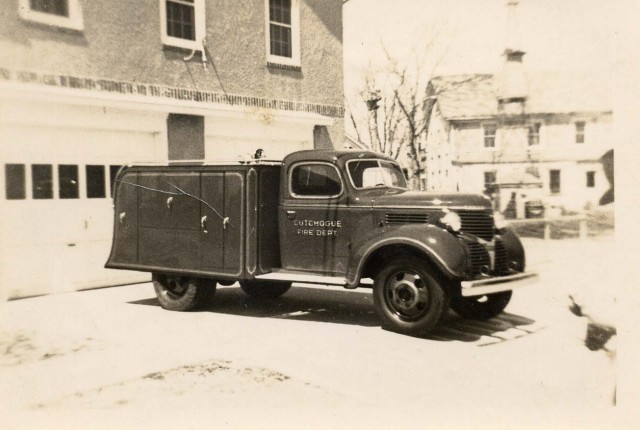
top-left (346, 224), bottom-right (468, 286)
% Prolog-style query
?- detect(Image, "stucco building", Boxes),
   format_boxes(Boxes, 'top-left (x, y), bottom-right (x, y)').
top-left (0, 0), bottom-right (345, 299)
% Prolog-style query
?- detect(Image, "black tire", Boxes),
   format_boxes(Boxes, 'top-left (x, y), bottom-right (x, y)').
top-left (239, 280), bottom-right (292, 299)
top-left (450, 291), bottom-right (512, 320)
top-left (373, 255), bottom-right (448, 337)
top-left (152, 274), bottom-right (216, 311)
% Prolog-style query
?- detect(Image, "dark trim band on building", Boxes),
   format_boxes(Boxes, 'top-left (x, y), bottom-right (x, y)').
top-left (0, 68), bottom-right (344, 118)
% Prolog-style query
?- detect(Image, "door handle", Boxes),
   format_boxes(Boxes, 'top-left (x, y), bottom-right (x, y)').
top-left (286, 210), bottom-right (296, 220)
top-left (201, 215), bottom-right (208, 233)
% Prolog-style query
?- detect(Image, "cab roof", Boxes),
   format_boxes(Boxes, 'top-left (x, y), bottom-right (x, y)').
top-left (283, 149), bottom-right (397, 165)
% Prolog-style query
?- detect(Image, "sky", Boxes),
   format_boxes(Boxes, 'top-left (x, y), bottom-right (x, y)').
top-left (343, 0), bottom-right (618, 95)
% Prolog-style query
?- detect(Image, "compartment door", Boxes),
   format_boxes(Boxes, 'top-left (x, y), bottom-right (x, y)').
top-left (200, 172), bottom-right (244, 275)
top-left (109, 171), bottom-right (139, 265)
top-left (137, 172), bottom-right (202, 270)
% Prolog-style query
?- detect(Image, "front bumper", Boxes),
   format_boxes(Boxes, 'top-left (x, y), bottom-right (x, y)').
top-left (460, 272), bottom-right (538, 297)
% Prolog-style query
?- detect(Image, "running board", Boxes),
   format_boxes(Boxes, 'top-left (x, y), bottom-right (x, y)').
top-left (256, 271), bottom-right (347, 286)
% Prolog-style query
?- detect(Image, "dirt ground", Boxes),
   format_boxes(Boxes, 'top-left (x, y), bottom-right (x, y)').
top-left (0, 233), bottom-right (635, 429)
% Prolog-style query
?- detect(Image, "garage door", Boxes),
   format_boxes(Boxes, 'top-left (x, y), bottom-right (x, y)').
top-left (0, 102), bottom-right (165, 299)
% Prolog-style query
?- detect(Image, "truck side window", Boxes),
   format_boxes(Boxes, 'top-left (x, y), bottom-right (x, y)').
top-left (290, 163), bottom-right (342, 197)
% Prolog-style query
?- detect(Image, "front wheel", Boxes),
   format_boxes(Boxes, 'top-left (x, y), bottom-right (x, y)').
top-left (450, 291), bottom-right (512, 320)
top-left (373, 255), bottom-right (448, 337)
top-left (240, 281), bottom-right (292, 299)
top-left (153, 274), bottom-right (216, 311)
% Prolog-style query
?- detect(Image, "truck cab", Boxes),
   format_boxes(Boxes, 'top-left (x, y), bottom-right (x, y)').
top-left (106, 149), bottom-right (536, 336)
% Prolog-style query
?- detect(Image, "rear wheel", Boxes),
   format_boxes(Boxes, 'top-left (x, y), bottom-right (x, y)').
top-left (373, 255), bottom-right (448, 337)
top-left (450, 291), bottom-right (512, 320)
top-left (240, 281), bottom-right (292, 299)
top-left (152, 274), bottom-right (216, 311)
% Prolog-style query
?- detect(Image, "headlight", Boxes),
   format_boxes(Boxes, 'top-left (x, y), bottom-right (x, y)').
top-left (493, 211), bottom-right (508, 230)
top-left (440, 210), bottom-right (462, 232)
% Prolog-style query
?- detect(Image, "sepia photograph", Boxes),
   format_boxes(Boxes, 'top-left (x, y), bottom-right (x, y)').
top-left (0, 0), bottom-right (637, 428)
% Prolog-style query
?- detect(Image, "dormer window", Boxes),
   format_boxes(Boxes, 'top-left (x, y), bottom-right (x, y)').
top-left (19, 0), bottom-right (84, 31)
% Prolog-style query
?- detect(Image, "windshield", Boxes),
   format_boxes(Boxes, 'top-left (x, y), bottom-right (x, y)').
top-left (347, 159), bottom-right (408, 190)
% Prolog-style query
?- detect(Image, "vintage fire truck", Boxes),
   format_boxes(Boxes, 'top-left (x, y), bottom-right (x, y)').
top-left (106, 149), bottom-right (536, 336)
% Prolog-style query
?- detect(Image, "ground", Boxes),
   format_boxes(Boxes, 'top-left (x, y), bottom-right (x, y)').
top-left (0, 232), bottom-right (632, 429)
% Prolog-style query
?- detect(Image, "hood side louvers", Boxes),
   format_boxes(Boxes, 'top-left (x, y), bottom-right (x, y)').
top-left (385, 213), bottom-right (430, 224)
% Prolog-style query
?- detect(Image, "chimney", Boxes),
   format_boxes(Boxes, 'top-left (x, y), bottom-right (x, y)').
top-left (496, 0), bottom-right (528, 115)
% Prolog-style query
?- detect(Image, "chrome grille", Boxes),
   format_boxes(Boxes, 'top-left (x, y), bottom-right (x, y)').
top-left (494, 239), bottom-right (509, 275)
top-left (385, 213), bottom-right (430, 224)
top-left (458, 210), bottom-right (494, 241)
top-left (466, 242), bottom-right (491, 276)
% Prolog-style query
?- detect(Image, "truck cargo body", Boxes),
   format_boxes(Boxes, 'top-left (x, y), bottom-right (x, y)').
top-left (106, 164), bottom-right (282, 282)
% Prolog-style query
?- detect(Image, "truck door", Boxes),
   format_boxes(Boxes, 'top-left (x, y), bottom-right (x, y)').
top-left (279, 162), bottom-right (350, 275)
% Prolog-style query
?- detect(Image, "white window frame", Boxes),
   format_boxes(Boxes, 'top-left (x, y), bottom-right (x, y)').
top-left (575, 121), bottom-right (586, 144)
top-left (265, 0), bottom-right (301, 67)
top-left (483, 170), bottom-right (497, 191)
top-left (160, 0), bottom-right (206, 51)
top-left (482, 123), bottom-right (498, 150)
top-left (18, 0), bottom-right (84, 31)
top-left (528, 122), bottom-right (541, 147)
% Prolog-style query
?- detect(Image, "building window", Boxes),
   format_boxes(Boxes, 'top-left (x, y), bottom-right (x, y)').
top-left (58, 164), bottom-right (79, 199)
top-left (29, 0), bottom-right (67, 15)
top-left (160, 0), bottom-right (205, 50)
top-left (484, 171), bottom-right (497, 192)
top-left (5, 164), bottom-right (26, 200)
top-left (586, 171), bottom-right (596, 188)
top-left (19, 0), bottom-right (84, 30)
top-left (550, 169), bottom-right (561, 194)
top-left (575, 121), bottom-right (586, 144)
top-left (32, 164), bottom-right (53, 200)
top-left (266, 0), bottom-right (300, 67)
top-left (483, 124), bottom-right (497, 148)
top-left (528, 122), bottom-right (541, 146)
top-left (86, 165), bottom-right (106, 199)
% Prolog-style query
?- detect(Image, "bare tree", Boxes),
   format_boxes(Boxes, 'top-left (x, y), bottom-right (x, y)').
top-left (345, 31), bottom-right (448, 189)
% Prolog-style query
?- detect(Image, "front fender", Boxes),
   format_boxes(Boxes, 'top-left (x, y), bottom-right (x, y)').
top-left (498, 227), bottom-right (526, 271)
top-left (346, 224), bottom-right (468, 285)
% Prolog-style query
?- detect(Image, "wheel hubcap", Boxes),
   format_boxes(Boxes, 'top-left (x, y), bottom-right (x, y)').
top-left (165, 276), bottom-right (188, 299)
top-left (385, 272), bottom-right (429, 320)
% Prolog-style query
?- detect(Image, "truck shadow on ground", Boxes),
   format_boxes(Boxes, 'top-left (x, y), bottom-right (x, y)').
top-left (129, 285), bottom-right (542, 345)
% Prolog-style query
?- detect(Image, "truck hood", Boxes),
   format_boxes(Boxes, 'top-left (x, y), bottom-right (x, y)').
top-left (368, 190), bottom-right (493, 210)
